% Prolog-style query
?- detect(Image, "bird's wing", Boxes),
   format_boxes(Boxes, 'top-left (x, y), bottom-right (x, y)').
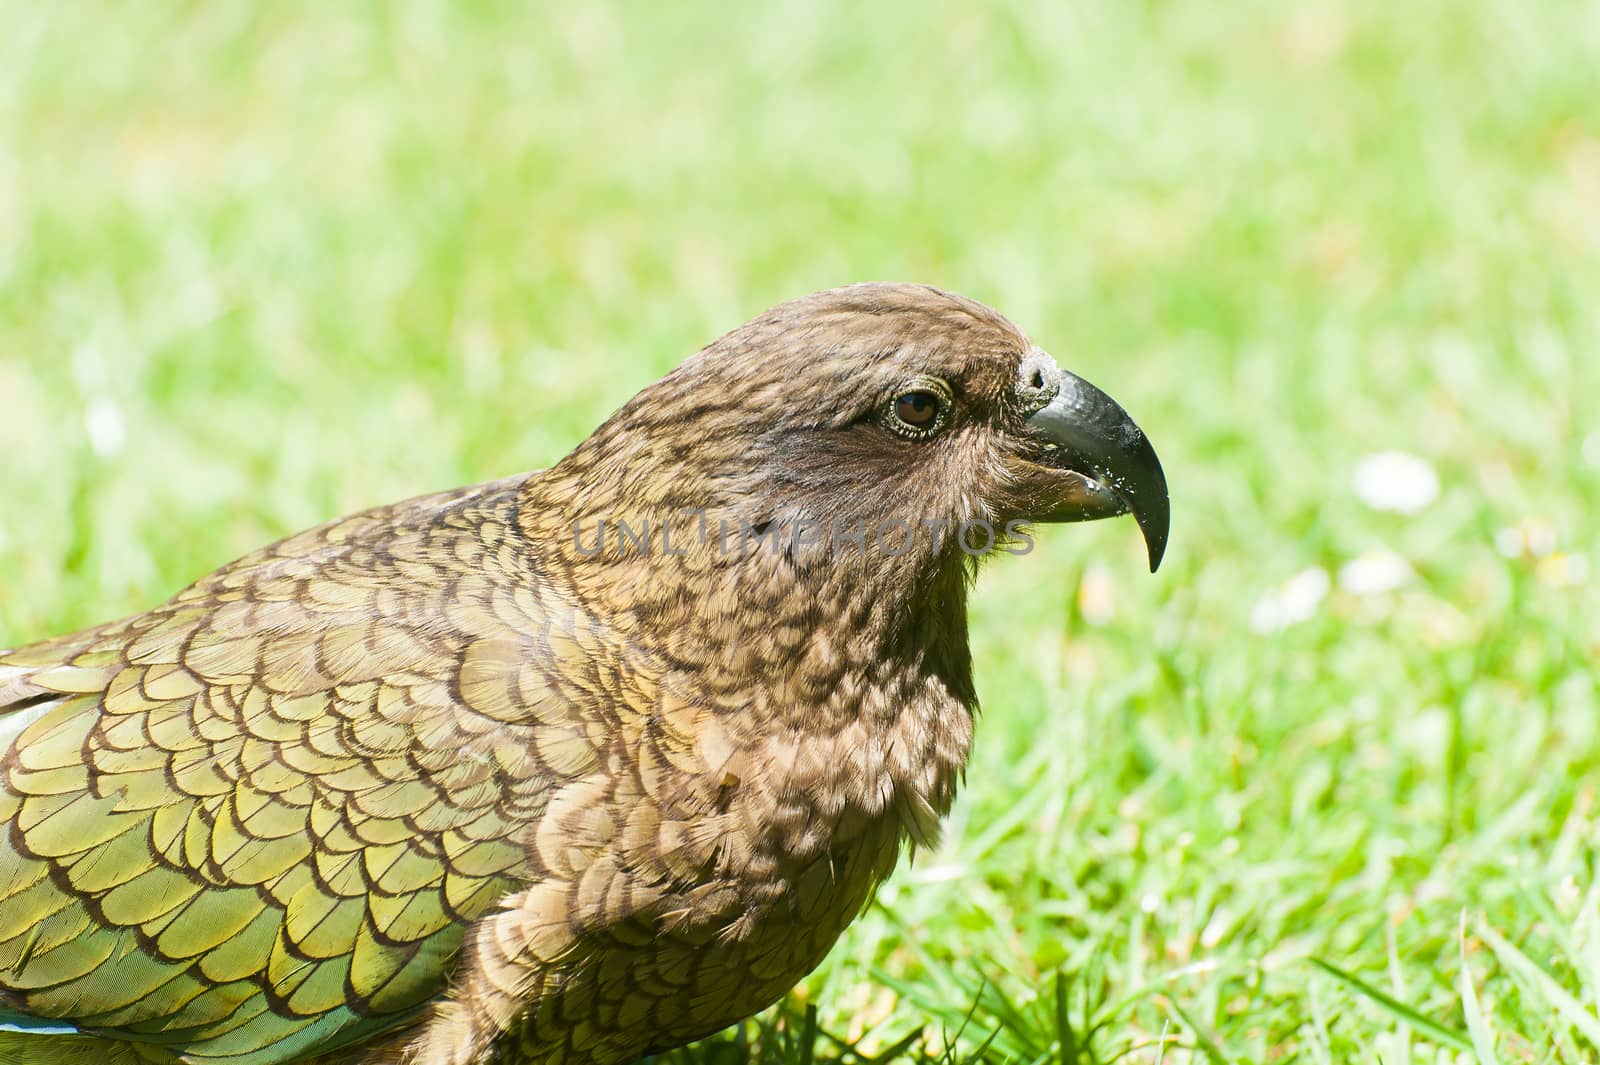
top-left (0, 478), bottom-right (605, 1065)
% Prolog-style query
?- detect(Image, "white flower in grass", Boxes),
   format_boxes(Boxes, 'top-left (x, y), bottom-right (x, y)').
top-left (1495, 516), bottom-right (1558, 559)
top-left (1338, 549), bottom-right (1412, 596)
top-left (1353, 451), bottom-right (1438, 514)
top-left (1250, 566), bottom-right (1330, 634)
top-left (1538, 553), bottom-right (1589, 588)
top-left (84, 397), bottom-right (125, 457)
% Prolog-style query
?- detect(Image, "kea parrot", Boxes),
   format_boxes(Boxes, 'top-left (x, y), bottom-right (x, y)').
top-left (0, 283), bottom-right (1169, 1064)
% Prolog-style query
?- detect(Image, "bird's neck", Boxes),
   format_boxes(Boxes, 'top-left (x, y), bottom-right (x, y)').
top-left (517, 471), bottom-right (979, 728)
top-left (517, 467), bottom-right (980, 848)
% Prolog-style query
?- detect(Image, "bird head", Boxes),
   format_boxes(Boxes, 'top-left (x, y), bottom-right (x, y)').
top-left (544, 282), bottom-right (1168, 578)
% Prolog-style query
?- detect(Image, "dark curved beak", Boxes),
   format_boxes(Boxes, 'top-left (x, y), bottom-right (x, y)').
top-left (1025, 368), bottom-right (1170, 572)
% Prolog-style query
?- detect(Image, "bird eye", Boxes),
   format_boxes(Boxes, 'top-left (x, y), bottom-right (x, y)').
top-left (882, 378), bottom-right (952, 438)
top-left (895, 392), bottom-right (939, 427)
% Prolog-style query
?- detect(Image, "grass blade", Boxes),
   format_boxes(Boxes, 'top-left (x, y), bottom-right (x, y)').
top-left (798, 1003), bottom-right (817, 1065)
top-left (1476, 919), bottom-right (1600, 1049)
top-left (1458, 917), bottom-right (1501, 1065)
top-left (1164, 999), bottom-right (1232, 1065)
top-left (1055, 971), bottom-right (1080, 1065)
top-left (1309, 958), bottom-right (1471, 1053)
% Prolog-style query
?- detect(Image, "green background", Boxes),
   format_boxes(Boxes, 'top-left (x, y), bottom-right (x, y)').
top-left (2, 1), bottom-right (1598, 1060)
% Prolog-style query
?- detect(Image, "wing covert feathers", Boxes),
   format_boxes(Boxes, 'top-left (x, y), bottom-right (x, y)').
top-left (0, 480), bottom-right (560, 1064)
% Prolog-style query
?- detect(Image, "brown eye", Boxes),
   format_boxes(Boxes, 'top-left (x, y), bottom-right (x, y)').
top-left (895, 391), bottom-right (940, 427)
top-left (882, 376), bottom-right (952, 438)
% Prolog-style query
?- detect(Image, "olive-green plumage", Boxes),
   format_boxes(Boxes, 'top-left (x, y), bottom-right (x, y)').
top-left (0, 284), bottom-right (1168, 1064)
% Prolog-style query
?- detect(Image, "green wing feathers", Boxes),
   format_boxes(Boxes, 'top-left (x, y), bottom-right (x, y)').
top-left (0, 484), bottom-right (556, 1064)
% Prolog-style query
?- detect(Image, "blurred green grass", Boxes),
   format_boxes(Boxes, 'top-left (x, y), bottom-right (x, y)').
top-left (2, 1), bottom-right (1598, 1061)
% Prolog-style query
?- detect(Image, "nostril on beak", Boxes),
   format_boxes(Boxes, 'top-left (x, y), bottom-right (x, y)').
top-left (1018, 351), bottom-right (1062, 411)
